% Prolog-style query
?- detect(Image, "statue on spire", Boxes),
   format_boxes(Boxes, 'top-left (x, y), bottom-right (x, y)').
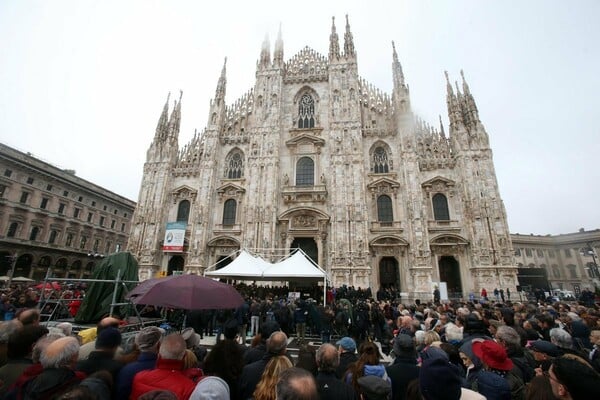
top-left (343, 14), bottom-right (355, 58)
top-left (215, 57), bottom-right (227, 102)
top-left (329, 16), bottom-right (340, 60)
top-left (259, 34), bottom-right (271, 69)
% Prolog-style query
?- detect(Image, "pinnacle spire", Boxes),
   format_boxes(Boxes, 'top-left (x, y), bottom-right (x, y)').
top-left (154, 92), bottom-right (170, 140)
top-left (392, 41), bottom-right (405, 87)
top-left (215, 57), bottom-right (227, 101)
top-left (444, 71), bottom-right (454, 97)
top-left (167, 90), bottom-right (182, 140)
top-left (439, 115), bottom-right (446, 138)
top-left (460, 69), bottom-right (471, 95)
top-left (329, 16), bottom-right (340, 60)
top-left (259, 34), bottom-right (271, 68)
top-left (343, 14), bottom-right (355, 57)
top-left (274, 24), bottom-right (284, 65)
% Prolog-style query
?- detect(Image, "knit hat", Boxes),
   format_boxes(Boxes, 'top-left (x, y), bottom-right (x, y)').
top-left (190, 376), bottom-right (230, 400)
top-left (95, 327), bottom-right (122, 349)
top-left (393, 334), bottom-right (414, 356)
top-left (135, 326), bottom-right (163, 351)
top-left (336, 337), bottom-right (357, 352)
top-left (419, 357), bottom-right (462, 400)
top-left (181, 327), bottom-right (201, 348)
top-left (472, 340), bottom-right (513, 371)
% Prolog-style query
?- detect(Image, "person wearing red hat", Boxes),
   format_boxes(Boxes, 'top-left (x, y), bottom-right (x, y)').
top-left (472, 339), bottom-right (525, 400)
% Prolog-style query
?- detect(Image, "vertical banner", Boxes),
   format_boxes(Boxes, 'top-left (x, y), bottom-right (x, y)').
top-left (162, 222), bottom-right (186, 252)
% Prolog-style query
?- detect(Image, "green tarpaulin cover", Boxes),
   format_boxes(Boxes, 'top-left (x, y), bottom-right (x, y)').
top-left (74, 252), bottom-right (139, 323)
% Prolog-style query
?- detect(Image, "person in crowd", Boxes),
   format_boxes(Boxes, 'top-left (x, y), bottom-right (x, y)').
top-left (77, 370), bottom-right (114, 400)
top-left (315, 343), bottom-right (358, 400)
top-left (0, 325), bottom-right (48, 396)
top-left (244, 320), bottom-right (281, 365)
top-left (253, 355), bottom-right (293, 400)
top-left (524, 375), bottom-right (557, 400)
top-left (7, 336), bottom-right (84, 399)
top-left (76, 327), bottom-right (124, 380)
top-left (421, 356), bottom-right (485, 400)
top-left (472, 339), bottom-right (525, 400)
top-left (386, 334), bottom-right (419, 400)
top-left (250, 300), bottom-right (261, 337)
top-left (239, 330), bottom-right (288, 400)
top-left (203, 322), bottom-right (246, 400)
top-left (295, 345), bottom-right (318, 376)
top-left (17, 308), bottom-right (41, 326)
top-left (335, 336), bottom-right (358, 379)
top-left (548, 356), bottom-right (600, 400)
top-left (130, 333), bottom-right (203, 399)
top-left (78, 316), bottom-right (121, 360)
top-left (275, 367), bottom-right (318, 400)
top-left (294, 300), bottom-right (308, 344)
top-left (235, 300), bottom-right (250, 345)
top-left (0, 320), bottom-right (22, 367)
top-left (190, 375), bottom-right (230, 400)
top-left (495, 325), bottom-right (536, 384)
top-left (115, 326), bottom-right (164, 400)
top-left (588, 328), bottom-right (600, 372)
top-left (529, 340), bottom-right (562, 374)
top-left (345, 341), bottom-right (391, 399)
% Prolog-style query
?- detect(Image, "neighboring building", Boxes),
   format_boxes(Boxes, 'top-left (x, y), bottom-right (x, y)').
top-left (128, 17), bottom-right (518, 300)
top-left (511, 229), bottom-right (600, 293)
top-left (0, 143), bottom-right (135, 280)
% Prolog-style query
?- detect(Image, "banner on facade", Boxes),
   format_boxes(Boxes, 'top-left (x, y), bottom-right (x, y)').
top-left (162, 222), bottom-right (186, 252)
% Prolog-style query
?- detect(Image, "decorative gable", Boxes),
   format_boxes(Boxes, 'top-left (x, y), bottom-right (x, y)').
top-left (284, 47), bottom-right (329, 83)
top-left (421, 176), bottom-right (456, 193)
top-left (171, 185), bottom-right (197, 203)
top-left (367, 177), bottom-right (401, 198)
top-left (216, 182), bottom-right (246, 200)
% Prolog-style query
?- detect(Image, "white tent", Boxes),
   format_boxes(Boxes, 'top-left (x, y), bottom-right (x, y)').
top-left (262, 251), bottom-right (326, 281)
top-left (204, 249), bottom-right (269, 280)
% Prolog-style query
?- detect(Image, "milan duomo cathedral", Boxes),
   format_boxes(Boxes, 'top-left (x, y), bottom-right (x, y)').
top-left (128, 17), bottom-right (518, 300)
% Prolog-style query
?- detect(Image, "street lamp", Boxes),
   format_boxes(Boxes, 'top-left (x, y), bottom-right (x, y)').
top-left (580, 244), bottom-right (599, 287)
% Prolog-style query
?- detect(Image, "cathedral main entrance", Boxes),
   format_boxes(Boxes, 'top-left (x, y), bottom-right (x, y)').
top-left (167, 255), bottom-right (185, 275)
top-left (290, 237), bottom-right (318, 265)
top-left (438, 256), bottom-right (462, 297)
top-left (379, 257), bottom-right (399, 288)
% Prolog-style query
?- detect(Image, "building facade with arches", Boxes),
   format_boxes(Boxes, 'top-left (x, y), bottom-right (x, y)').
top-left (128, 17), bottom-right (518, 299)
top-left (0, 143), bottom-right (135, 281)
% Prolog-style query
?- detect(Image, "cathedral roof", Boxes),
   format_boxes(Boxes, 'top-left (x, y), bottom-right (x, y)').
top-left (284, 46), bottom-right (329, 83)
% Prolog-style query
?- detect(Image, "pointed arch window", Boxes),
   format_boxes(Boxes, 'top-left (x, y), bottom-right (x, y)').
top-left (372, 147), bottom-right (390, 173)
top-left (225, 151), bottom-right (244, 179)
top-left (296, 157), bottom-right (314, 186)
top-left (298, 94), bottom-right (315, 128)
top-left (223, 199), bottom-right (237, 226)
top-left (377, 195), bottom-right (393, 224)
top-left (176, 200), bottom-right (190, 223)
top-left (432, 193), bottom-right (450, 221)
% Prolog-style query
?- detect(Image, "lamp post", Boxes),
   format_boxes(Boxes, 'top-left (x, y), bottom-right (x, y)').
top-left (7, 253), bottom-right (18, 286)
top-left (580, 243), bottom-right (599, 288)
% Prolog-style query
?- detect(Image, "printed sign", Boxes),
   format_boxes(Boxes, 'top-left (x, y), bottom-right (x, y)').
top-left (162, 222), bottom-right (186, 252)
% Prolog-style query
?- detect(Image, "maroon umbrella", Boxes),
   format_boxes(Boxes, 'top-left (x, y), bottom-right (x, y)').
top-left (126, 274), bottom-right (243, 310)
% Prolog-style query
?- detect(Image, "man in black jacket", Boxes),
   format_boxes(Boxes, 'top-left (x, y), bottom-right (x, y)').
top-left (316, 343), bottom-right (358, 400)
top-left (386, 334), bottom-right (419, 400)
top-left (335, 337), bottom-right (358, 379)
top-left (238, 330), bottom-right (288, 400)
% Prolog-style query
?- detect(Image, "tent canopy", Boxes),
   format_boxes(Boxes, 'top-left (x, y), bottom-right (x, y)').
top-left (204, 249), bottom-right (327, 282)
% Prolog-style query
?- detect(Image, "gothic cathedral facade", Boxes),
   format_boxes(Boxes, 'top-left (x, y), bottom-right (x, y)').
top-left (128, 17), bottom-right (518, 299)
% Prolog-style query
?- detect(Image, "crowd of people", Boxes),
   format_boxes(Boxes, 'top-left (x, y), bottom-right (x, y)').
top-left (1, 279), bottom-right (600, 399)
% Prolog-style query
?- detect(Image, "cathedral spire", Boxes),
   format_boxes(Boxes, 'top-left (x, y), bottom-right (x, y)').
top-left (154, 92), bottom-right (170, 141)
top-left (215, 57), bottom-right (227, 102)
top-left (343, 14), bottom-right (355, 58)
top-left (167, 90), bottom-right (182, 141)
top-left (445, 71), bottom-right (454, 98)
top-left (392, 41), bottom-right (405, 87)
top-left (329, 16), bottom-right (340, 60)
top-left (439, 115), bottom-right (446, 139)
top-left (273, 24), bottom-right (284, 66)
top-left (259, 34), bottom-right (271, 69)
top-left (460, 69), bottom-right (471, 96)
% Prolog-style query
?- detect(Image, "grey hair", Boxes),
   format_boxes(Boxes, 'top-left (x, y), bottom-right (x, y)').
top-left (40, 336), bottom-right (79, 368)
top-left (550, 328), bottom-right (573, 349)
top-left (159, 333), bottom-right (187, 360)
top-left (496, 325), bottom-right (521, 347)
top-left (316, 343), bottom-right (338, 372)
top-left (0, 320), bottom-right (21, 343)
top-left (444, 323), bottom-right (464, 342)
top-left (267, 331), bottom-right (288, 355)
top-left (276, 367), bottom-right (318, 400)
top-left (32, 333), bottom-right (64, 363)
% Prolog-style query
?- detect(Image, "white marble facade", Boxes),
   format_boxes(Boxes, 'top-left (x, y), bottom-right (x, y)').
top-left (127, 17), bottom-right (518, 300)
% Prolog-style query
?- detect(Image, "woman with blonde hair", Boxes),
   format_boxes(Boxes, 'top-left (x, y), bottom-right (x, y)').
top-left (253, 355), bottom-right (293, 400)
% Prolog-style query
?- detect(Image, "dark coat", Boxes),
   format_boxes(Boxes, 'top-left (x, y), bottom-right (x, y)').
top-left (316, 371), bottom-right (358, 400)
top-left (336, 351), bottom-right (358, 379)
top-left (243, 342), bottom-right (267, 365)
top-left (6, 367), bottom-right (85, 400)
top-left (115, 352), bottom-right (158, 400)
top-left (238, 353), bottom-right (273, 400)
top-left (76, 350), bottom-right (124, 380)
top-left (386, 357), bottom-right (419, 400)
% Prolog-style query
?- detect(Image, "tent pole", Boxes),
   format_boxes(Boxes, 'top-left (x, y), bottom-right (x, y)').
top-left (109, 269), bottom-right (122, 317)
top-left (323, 277), bottom-right (326, 306)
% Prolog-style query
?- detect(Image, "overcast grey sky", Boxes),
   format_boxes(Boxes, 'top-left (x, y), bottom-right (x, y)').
top-left (1, 0), bottom-right (598, 235)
